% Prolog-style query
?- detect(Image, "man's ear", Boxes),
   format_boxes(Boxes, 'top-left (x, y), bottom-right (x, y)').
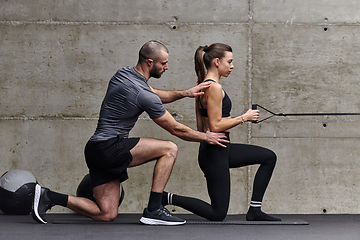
top-left (146, 58), bottom-right (154, 67)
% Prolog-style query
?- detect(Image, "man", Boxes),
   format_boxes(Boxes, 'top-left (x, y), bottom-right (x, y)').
top-left (32, 40), bottom-right (228, 226)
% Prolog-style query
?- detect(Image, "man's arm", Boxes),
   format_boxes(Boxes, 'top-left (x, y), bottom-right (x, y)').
top-left (153, 111), bottom-right (229, 147)
top-left (150, 81), bottom-right (212, 104)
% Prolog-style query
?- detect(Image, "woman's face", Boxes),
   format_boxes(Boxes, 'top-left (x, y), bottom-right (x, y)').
top-left (218, 51), bottom-right (234, 78)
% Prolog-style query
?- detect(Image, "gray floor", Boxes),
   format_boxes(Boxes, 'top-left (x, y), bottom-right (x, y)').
top-left (1, 213), bottom-right (360, 240)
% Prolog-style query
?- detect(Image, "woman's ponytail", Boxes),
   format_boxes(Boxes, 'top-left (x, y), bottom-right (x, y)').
top-left (194, 46), bottom-right (206, 85)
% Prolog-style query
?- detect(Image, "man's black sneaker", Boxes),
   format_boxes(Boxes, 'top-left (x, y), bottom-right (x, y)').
top-left (32, 184), bottom-right (54, 224)
top-left (140, 205), bottom-right (186, 225)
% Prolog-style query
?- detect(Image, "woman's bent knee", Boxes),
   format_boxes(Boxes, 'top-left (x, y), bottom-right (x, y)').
top-left (208, 213), bottom-right (227, 221)
top-left (270, 150), bottom-right (277, 165)
top-left (265, 149), bottom-right (277, 167)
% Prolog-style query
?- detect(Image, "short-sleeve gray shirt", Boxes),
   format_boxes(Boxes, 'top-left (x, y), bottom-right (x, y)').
top-left (90, 66), bottom-right (167, 141)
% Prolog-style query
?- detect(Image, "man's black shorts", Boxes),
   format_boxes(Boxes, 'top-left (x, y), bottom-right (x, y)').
top-left (84, 136), bottom-right (140, 188)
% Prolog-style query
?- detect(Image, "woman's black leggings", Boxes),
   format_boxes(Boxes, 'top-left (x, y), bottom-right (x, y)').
top-left (171, 133), bottom-right (277, 221)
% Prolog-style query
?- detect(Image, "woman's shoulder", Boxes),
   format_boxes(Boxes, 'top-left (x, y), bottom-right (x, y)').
top-left (204, 79), bottom-right (222, 91)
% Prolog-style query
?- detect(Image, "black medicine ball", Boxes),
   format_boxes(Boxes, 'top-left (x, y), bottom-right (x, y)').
top-left (0, 169), bottom-right (37, 215)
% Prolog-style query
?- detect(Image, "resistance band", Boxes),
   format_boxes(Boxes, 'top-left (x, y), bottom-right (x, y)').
top-left (252, 104), bottom-right (360, 123)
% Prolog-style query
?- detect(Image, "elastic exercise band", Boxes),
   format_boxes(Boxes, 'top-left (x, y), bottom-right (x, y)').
top-left (252, 104), bottom-right (360, 123)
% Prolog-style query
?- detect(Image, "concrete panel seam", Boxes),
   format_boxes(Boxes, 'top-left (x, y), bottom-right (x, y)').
top-left (254, 137), bottom-right (360, 139)
top-left (0, 116), bottom-right (198, 122)
top-left (0, 116), bottom-right (97, 121)
top-left (247, 0), bottom-right (254, 207)
top-left (252, 22), bottom-right (360, 27)
top-left (0, 20), bottom-right (247, 26)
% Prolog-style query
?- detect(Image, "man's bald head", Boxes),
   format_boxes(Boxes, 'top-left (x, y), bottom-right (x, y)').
top-left (138, 40), bottom-right (169, 63)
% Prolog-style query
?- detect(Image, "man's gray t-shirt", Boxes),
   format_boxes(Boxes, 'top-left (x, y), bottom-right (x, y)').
top-left (90, 66), bottom-right (167, 141)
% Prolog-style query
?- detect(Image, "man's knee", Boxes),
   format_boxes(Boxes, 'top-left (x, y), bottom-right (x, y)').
top-left (101, 211), bottom-right (118, 222)
top-left (164, 141), bottom-right (178, 159)
top-left (95, 209), bottom-right (118, 222)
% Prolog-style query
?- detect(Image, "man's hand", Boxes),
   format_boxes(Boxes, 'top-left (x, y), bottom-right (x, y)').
top-left (204, 129), bottom-right (229, 148)
top-left (184, 81), bottom-right (212, 98)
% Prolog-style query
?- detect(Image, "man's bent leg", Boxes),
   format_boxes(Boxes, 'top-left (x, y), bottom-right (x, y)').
top-left (129, 138), bottom-right (185, 225)
top-left (32, 179), bottom-right (121, 223)
top-left (129, 138), bottom-right (178, 193)
top-left (67, 179), bottom-right (121, 222)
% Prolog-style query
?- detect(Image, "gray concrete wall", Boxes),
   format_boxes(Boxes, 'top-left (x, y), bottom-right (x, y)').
top-left (1, 0), bottom-right (360, 215)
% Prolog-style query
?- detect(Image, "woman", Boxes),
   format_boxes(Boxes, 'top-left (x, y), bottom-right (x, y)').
top-left (162, 43), bottom-right (280, 221)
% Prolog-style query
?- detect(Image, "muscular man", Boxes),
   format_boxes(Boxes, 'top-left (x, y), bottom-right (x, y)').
top-left (32, 40), bottom-right (228, 226)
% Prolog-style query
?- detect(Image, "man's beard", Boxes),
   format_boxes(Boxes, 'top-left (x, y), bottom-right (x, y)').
top-left (149, 65), bottom-right (163, 79)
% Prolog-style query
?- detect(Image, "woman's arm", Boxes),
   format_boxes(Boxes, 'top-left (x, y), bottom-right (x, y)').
top-left (206, 83), bottom-right (259, 132)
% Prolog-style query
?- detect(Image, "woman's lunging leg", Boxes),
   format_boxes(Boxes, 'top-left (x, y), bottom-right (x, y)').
top-left (163, 143), bottom-right (231, 221)
top-left (228, 143), bottom-right (280, 221)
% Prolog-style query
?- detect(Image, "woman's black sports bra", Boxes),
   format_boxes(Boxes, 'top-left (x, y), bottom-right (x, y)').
top-left (198, 79), bottom-right (232, 118)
